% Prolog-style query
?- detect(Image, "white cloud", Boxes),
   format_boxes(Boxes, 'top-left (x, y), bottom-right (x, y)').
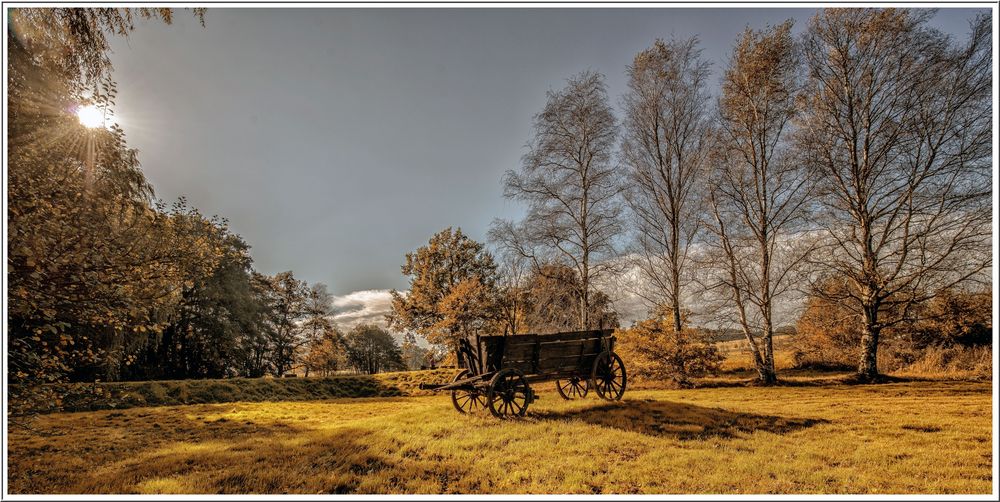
top-left (330, 289), bottom-right (400, 330)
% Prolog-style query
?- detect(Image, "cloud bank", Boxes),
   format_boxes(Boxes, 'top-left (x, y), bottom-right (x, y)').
top-left (330, 289), bottom-right (398, 330)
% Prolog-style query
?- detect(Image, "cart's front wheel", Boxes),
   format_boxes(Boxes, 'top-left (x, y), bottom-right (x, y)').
top-left (555, 375), bottom-right (589, 400)
top-left (591, 352), bottom-right (627, 401)
top-left (450, 369), bottom-right (486, 414)
top-left (487, 368), bottom-right (530, 419)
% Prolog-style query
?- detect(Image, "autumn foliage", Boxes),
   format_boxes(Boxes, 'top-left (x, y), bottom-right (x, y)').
top-left (616, 308), bottom-right (723, 386)
top-left (387, 227), bottom-right (500, 350)
top-left (794, 278), bottom-right (992, 374)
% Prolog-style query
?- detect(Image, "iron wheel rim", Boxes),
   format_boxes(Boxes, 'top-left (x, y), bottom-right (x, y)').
top-left (488, 369), bottom-right (529, 418)
top-left (592, 352), bottom-right (627, 401)
top-left (451, 370), bottom-right (486, 414)
top-left (556, 375), bottom-right (589, 399)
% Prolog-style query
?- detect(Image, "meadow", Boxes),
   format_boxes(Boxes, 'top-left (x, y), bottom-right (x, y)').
top-left (7, 371), bottom-right (993, 494)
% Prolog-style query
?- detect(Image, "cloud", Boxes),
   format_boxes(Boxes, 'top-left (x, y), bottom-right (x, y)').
top-left (330, 289), bottom-right (400, 330)
top-left (601, 248), bottom-right (808, 329)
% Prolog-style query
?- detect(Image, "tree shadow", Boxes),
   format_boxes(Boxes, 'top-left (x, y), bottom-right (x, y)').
top-left (25, 419), bottom-right (427, 494)
top-left (8, 403), bottom-right (451, 494)
top-left (535, 398), bottom-right (826, 440)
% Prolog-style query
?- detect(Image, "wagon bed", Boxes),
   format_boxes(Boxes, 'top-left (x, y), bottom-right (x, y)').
top-left (420, 329), bottom-right (627, 418)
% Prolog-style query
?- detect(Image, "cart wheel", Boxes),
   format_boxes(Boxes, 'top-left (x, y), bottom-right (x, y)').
top-left (555, 375), bottom-right (589, 400)
top-left (450, 369), bottom-right (486, 414)
top-left (591, 351), bottom-right (627, 401)
top-left (487, 368), bottom-right (530, 419)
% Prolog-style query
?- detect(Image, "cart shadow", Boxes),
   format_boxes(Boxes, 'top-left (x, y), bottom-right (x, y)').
top-left (534, 398), bottom-right (826, 440)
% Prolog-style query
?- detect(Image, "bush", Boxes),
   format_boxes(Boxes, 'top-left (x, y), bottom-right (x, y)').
top-left (895, 345), bottom-right (992, 380)
top-left (793, 279), bottom-right (992, 377)
top-left (617, 310), bottom-right (723, 387)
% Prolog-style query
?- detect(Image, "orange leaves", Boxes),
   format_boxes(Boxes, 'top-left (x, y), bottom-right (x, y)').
top-left (388, 228), bottom-right (500, 350)
top-left (617, 312), bottom-right (723, 385)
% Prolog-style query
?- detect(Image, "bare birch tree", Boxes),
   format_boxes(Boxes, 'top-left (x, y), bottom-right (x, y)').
top-left (493, 248), bottom-right (529, 336)
top-left (491, 70), bottom-right (623, 330)
top-left (704, 21), bottom-right (812, 385)
top-left (798, 10), bottom-right (992, 381)
top-left (621, 37), bottom-right (713, 333)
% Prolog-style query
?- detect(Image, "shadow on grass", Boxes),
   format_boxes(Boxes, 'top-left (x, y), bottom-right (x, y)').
top-left (12, 415), bottom-right (428, 494)
top-left (700, 368), bottom-right (972, 388)
top-left (535, 398), bottom-right (826, 440)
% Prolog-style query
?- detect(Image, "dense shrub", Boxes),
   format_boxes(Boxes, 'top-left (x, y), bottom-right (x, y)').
top-left (794, 280), bottom-right (991, 377)
top-left (617, 309), bottom-right (723, 387)
top-left (896, 345), bottom-right (992, 379)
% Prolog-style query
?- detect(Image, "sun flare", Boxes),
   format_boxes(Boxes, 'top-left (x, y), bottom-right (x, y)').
top-left (76, 104), bottom-right (106, 129)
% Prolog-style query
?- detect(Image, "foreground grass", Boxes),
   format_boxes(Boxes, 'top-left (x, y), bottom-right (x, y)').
top-left (8, 378), bottom-right (992, 494)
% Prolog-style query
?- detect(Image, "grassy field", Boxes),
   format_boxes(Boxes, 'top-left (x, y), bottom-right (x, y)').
top-left (7, 374), bottom-right (993, 494)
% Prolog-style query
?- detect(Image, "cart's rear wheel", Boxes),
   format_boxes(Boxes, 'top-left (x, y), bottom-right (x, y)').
top-left (555, 375), bottom-right (589, 400)
top-left (591, 351), bottom-right (627, 401)
top-left (450, 369), bottom-right (486, 414)
top-left (487, 368), bottom-right (530, 419)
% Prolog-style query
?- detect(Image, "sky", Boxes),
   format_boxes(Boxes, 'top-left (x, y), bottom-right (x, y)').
top-left (106, 7), bottom-right (988, 329)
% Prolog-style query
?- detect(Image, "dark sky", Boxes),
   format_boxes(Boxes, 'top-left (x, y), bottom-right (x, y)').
top-left (107, 7), bottom-right (986, 319)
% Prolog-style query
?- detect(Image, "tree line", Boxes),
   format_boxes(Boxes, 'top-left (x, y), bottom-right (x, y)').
top-left (391, 9), bottom-right (992, 385)
top-left (6, 9), bottom-right (412, 418)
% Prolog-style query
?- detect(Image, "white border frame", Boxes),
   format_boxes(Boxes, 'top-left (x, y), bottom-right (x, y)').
top-left (1, 1), bottom-right (997, 500)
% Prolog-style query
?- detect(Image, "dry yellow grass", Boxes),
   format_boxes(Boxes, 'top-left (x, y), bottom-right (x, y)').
top-left (7, 377), bottom-right (992, 494)
top-left (716, 334), bottom-right (799, 373)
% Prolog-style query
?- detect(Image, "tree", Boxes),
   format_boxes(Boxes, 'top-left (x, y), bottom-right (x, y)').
top-left (910, 289), bottom-right (992, 348)
top-left (616, 307), bottom-right (723, 387)
top-left (400, 333), bottom-right (446, 370)
top-left (7, 9), bottom-right (209, 417)
top-left (8, 8), bottom-right (204, 87)
top-left (493, 250), bottom-right (530, 336)
top-left (237, 273), bottom-right (282, 378)
top-left (303, 326), bottom-right (346, 377)
top-left (388, 227), bottom-right (499, 351)
top-left (519, 264), bottom-right (619, 334)
top-left (344, 325), bottom-right (405, 375)
top-left (798, 10), bottom-right (992, 381)
top-left (300, 283), bottom-right (339, 376)
top-left (703, 20), bottom-right (810, 385)
top-left (431, 277), bottom-right (499, 342)
top-left (493, 70), bottom-right (623, 330)
top-left (621, 37), bottom-right (713, 333)
top-left (124, 206), bottom-right (269, 381)
top-left (793, 277), bottom-right (869, 369)
top-left (257, 271), bottom-right (311, 376)
top-left (795, 279), bottom-right (991, 371)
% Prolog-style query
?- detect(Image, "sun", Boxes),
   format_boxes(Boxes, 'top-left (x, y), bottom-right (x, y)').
top-left (76, 104), bottom-right (106, 129)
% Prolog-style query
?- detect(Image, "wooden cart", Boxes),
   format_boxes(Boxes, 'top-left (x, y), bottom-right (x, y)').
top-left (419, 329), bottom-right (627, 418)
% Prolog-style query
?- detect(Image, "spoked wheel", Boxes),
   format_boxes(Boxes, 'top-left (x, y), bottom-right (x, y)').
top-left (591, 351), bottom-right (627, 401)
top-left (487, 368), bottom-right (530, 419)
top-left (555, 375), bottom-right (589, 400)
top-left (450, 369), bottom-right (486, 414)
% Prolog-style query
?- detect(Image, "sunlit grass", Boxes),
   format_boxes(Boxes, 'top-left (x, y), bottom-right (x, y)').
top-left (8, 377), bottom-right (992, 494)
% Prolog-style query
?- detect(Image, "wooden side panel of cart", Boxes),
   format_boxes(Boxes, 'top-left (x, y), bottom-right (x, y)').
top-left (475, 331), bottom-right (611, 381)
